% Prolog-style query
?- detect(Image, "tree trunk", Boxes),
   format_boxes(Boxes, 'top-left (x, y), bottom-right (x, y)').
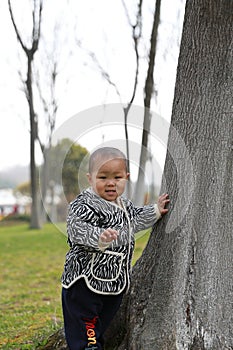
top-left (27, 57), bottom-right (41, 229)
top-left (111, 0), bottom-right (233, 348)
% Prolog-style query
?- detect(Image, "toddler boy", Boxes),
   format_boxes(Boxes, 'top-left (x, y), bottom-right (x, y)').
top-left (61, 147), bottom-right (169, 350)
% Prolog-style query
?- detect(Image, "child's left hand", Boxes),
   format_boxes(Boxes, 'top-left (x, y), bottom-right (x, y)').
top-left (157, 193), bottom-right (170, 216)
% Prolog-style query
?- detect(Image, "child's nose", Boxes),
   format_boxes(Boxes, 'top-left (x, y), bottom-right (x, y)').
top-left (107, 179), bottom-right (115, 186)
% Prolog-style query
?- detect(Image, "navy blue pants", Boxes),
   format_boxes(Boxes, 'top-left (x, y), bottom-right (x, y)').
top-left (62, 278), bottom-right (123, 350)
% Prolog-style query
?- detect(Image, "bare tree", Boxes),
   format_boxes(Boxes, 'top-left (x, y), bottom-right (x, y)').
top-left (8, 0), bottom-right (60, 227)
top-left (36, 56), bottom-right (58, 223)
top-left (76, 0), bottom-right (144, 197)
top-left (121, 0), bottom-right (142, 188)
top-left (8, 0), bottom-right (43, 228)
top-left (133, 0), bottom-right (161, 205)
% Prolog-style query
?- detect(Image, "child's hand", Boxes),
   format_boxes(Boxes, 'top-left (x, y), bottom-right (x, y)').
top-left (100, 228), bottom-right (119, 243)
top-left (157, 193), bottom-right (170, 216)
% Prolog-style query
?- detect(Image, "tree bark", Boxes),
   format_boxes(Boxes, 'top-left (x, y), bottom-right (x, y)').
top-left (109, 0), bottom-right (233, 348)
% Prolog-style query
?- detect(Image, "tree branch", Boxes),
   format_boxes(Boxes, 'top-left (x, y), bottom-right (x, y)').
top-left (32, 0), bottom-right (43, 53)
top-left (121, 0), bottom-right (142, 107)
top-left (8, 0), bottom-right (28, 53)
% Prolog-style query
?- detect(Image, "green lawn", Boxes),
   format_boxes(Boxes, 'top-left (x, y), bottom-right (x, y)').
top-left (0, 223), bottom-right (150, 349)
top-left (0, 223), bottom-right (67, 349)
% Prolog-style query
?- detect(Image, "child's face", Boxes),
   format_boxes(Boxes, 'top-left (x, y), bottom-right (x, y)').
top-left (87, 158), bottom-right (130, 201)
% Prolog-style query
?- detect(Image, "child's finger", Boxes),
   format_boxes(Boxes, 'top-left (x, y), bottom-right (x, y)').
top-left (161, 193), bottom-right (169, 199)
top-left (101, 229), bottom-right (118, 242)
top-left (160, 208), bottom-right (169, 214)
top-left (107, 229), bottom-right (118, 238)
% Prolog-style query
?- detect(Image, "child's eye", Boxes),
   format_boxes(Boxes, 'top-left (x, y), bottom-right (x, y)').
top-left (98, 176), bottom-right (106, 179)
top-left (115, 176), bottom-right (122, 179)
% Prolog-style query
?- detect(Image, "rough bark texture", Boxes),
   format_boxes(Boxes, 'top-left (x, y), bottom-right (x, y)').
top-left (108, 0), bottom-right (233, 349)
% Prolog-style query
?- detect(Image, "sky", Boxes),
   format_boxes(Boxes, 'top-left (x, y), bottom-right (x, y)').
top-left (0, 0), bottom-right (185, 184)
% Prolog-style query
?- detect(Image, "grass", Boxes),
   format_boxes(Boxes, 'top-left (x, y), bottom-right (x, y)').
top-left (0, 223), bottom-right (150, 349)
top-left (133, 229), bottom-right (151, 264)
top-left (0, 223), bottom-right (67, 349)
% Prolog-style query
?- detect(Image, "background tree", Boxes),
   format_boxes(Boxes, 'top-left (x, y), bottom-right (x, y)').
top-left (36, 54), bottom-right (58, 224)
top-left (133, 0), bottom-right (161, 205)
top-left (61, 142), bottom-right (88, 203)
top-left (15, 181), bottom-right (31, 196)
top-left (8, 0), bottom-right (63, 228)
top-left (77, 0), bottom-right (144, 198)
top-left (41, 139), bottom-right (88, 221)
top-left (104, 0), bottom-right (233, 348)
top-left (121, 0), bottom-right (142, 195)
top-left (8, 0), bottom-right (43, 228)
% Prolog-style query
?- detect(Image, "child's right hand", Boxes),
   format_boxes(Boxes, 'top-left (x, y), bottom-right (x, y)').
top-left (100, 228), bottom-right (119, 243)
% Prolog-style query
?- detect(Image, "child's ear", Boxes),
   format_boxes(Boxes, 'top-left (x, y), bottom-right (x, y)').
top-left (86, 173), bottom-right (92, 185)
top-left (126, 172), bottom-right (130, 180)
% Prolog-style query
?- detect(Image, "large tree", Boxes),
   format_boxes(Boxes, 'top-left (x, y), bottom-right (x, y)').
top-left (105, 0), bottom-right (232, 349)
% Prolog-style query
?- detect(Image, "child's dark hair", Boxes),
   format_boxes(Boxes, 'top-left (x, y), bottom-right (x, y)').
top-left (88, 147), bottom-right (128, 173)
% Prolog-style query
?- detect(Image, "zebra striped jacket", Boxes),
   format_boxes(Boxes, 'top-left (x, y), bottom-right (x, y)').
top-left (61, 188), bottom-right (161, 295)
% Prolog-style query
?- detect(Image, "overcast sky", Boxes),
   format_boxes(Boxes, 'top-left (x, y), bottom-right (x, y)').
top-left (0, 0), bottom-right (185, 176)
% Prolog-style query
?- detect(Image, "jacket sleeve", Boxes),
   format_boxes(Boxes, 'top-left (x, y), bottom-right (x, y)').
top-left (131, 203), bottom-right (161, 233)
top-left (67, 203), bottom-right (105, 250)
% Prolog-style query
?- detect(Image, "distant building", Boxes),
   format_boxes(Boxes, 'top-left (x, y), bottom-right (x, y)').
top-left (0, 188), bottom-right (31, 218)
